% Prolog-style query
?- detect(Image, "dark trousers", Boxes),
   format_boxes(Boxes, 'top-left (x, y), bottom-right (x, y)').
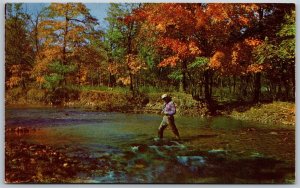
top-left (158, 115), bottom-right (180, 139)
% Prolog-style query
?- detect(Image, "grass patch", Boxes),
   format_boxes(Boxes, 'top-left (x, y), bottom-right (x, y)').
top-left (230, 102), bottom-right (295, 126)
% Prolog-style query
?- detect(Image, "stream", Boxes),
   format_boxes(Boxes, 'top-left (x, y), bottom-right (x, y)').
top-left (5, 107), bottom-right (295, 183)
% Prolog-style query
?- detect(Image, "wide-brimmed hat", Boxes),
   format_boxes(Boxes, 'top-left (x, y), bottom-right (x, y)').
top-left (161, 94), bottom-right (169, 99)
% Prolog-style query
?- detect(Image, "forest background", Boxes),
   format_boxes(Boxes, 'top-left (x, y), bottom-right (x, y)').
top-left (4, 2), bottom-right (296, 123)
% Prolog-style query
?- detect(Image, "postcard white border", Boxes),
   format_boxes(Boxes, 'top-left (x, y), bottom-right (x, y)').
top-left (0, 0), bottom-right (298, 188)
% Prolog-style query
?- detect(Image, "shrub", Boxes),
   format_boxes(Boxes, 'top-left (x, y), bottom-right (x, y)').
top-left (5, 87), bottom-right (23, 104)
top-left (27, 88), bottom-right (46, 102)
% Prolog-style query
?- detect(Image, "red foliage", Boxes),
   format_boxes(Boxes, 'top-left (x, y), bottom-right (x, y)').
top-left (132, 3), bottom-right (264, 75)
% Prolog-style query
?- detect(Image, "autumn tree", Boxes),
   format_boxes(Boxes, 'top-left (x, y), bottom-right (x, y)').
top-left (134, 4), bottom-right (261, 102)
top-left (205, 4), bottom-right (294, 102)
top-left (104, 3), bottom-right (147, 96)
top-left (33, 3), bottom-right (105, 104)
top-left (5, 3), bottom-right (295, 106)
top-left (133, 3), bottom-right (295, 104)
top-left (5, 3), bottom-right (34, 89)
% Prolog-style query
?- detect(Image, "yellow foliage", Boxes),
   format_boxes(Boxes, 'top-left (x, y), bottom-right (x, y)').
top-left (117, 77), bottom-right (131, 86)
top-left (247, 64), bottom-right (263, 73)
top-left (36, 76), bottom-right (45, 84)
top-left (108, 62), bottom-right (120, 75)
top-left (6, 76), bottom-right (22, 88)
top-left (126, 54), bottom-right (147, 74)
top-left (156, 23), bottom-right (166, 32)
top-left (10, 65), bottom-right (22, 74)
top-left (231, 50), bottom-right (238, 65)
top-left (209, 51), bottom-right (225, 69)
top-left (189, 41), bottom-right (201, 55)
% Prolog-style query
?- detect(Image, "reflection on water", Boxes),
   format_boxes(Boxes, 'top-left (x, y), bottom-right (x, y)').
top-left (5, 108), bottom-right (295, 183)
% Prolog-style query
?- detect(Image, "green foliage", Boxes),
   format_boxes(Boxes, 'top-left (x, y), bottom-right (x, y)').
top-left (188, 57), bottom-right (209, 69)
top-left (168, 70), bottom-right (183, 81)
top-left (43, 74), bottom-right (64, 90)
top-left (277, 10), bottom-right (295, 38)
top-left (139, 86), bottom-right (162, 93)
top-left (79, 85), bottom-right (129, 93)
top-left (276, 10), bottom-right (295, 60)
top-left (42, 61), bottom-right (76, 90)
top-left (104, 3), bottom-right (127, 61)
top-left (277, 39), bottom-right (295, 59)
top-left (48, 61), bottom-right (77, 75)
top-left (254, 38), bottom-right (277, 64)
top-left (138, 45), bottom-right (156, 68)
top-left (254, 10), bottom-right (295, 63)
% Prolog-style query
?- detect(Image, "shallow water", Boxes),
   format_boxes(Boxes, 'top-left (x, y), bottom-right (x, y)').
top-left (5, 108), bottom-right (295, 183)
top-left (5, 108), bottom-right (254, 146)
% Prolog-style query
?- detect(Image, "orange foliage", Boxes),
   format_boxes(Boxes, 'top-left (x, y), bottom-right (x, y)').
top-left (126, 54), bottom-right (147, 74)
top-left (127, 3), bottom-right (272, 80)
top-left (109, 54), bottom-right (147, 86)
top-left (6, 64), bottom-right (31, 88)
top-left (244, 38), bottom-right (263, 47)
top-left (33, 3), bottom-right (100, 85)
top-left (108, 62), bottom-right (120, 75)
top-left (159, 55), bottom-right (180, 67)
top-left (247, 64), bottom-right (263, 73)
top-left (36, 76), bottom-right (45, 84)
top-left (209, 51), bottom-right (225, 70)
top-left (6, 76), bottom-right (22, 88)
top-left (132, 3), bottom-right (260, 71)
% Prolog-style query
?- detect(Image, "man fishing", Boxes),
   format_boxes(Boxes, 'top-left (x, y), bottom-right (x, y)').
top-left (157, 94), bottom-right (180, 140)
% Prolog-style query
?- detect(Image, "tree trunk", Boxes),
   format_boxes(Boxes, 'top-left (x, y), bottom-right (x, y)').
top-left (277, 84), bottom-right (282, 101)
top-left (210, 72), bottom-right (213, 99)
top-left (253, 72), bottom-right (261, 103)
top-left (126, 22), bottom-right (135, 96)
top-left (292, 75), bottom-right (295, 100)
top-left (283, 75), bottom-right (290, 101)
top-left (204, 70), bottom-right (211, 103)
top-left (129, 74), bottom-right (134, 96)
top-left (181, 61), bottom-right (188, 93)
top-left (108, 73), bottom-right (116, 87)
top-left (233, 76), bottom-right (236, 94)
top-left (220, 78), bottom-right (223, 100)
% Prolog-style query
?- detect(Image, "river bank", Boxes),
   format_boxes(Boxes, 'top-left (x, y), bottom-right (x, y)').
top-left (230, 102), bottom-right (295, 127)
top-left (5, 89), bottom-right (295, 127)
top-left (5, 89), bottom-right (210, 115)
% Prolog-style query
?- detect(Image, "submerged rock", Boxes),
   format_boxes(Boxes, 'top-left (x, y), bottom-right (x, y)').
top-left (148, 145), bottom-right (165, 157)
top-left (176, 156), bottom-right (206, 172)
top-left (250, 152), bottom-right (264, 158)
top-left (208, 149), bottom-right (227, 154)
top-left (131, 146), bottom-right (139, 153)
top-left (130, 144), bottom-right (148, 153)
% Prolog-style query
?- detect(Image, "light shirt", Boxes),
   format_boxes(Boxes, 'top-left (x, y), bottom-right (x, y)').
top-left (162, 101), bottom-right (176, 116)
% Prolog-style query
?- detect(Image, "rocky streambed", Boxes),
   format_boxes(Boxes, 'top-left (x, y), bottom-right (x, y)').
top-left (5, 108), bottom-right (295, 183)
